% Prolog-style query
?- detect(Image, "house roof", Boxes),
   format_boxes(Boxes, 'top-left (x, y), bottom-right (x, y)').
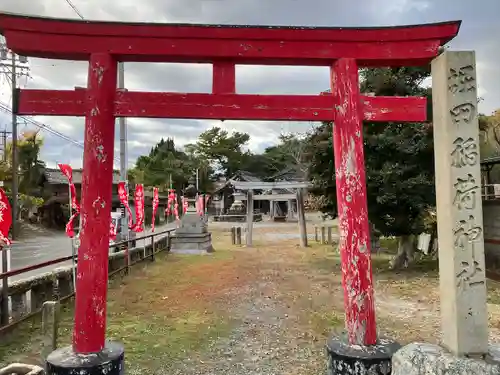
top-left (481, 155), bottom-right (500, 167)
top-left (232, 170), bottom-right (262, 182)
top-left (265, 166), bottom-right (305, 182)
top-left (44, 168), bottom-right (121, 185)
top-left (212, 170), bottom-right (263, 194)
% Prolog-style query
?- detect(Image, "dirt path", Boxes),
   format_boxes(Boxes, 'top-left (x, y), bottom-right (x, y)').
top-left (154, 243), bottom-right (331, 375)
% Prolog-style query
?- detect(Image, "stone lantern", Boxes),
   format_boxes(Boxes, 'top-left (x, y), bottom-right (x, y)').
top-left (183, 177), bottom-right (199, 214)
top-left (170, 176), bottom-right (213, 254)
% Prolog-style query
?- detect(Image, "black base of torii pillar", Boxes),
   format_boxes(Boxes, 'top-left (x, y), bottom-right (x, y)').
top-left (326, 334), bottom-right (400, 375)
top-left (45, 342), bottom-right (124, 375)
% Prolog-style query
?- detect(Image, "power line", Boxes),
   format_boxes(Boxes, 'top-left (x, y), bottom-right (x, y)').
top-left (64, 0), bottom-right (85, 19)
top-left (0, 102), bottom-right (84, 147)
top-left (0, 101), bottom-right (125, 163)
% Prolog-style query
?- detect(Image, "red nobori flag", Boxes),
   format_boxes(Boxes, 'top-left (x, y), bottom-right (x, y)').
top-left (0, 188), bottom-right (12, 245)
top-left (151, 187), bottom-right (159, 232)
top-left (132, 184), bottom-right (145, 233)
top-left (57, 164), bottom-right (79, 211)
top-left (58, 164), bottom-right (80, 238)
top-left (196, 195), bottom-right (204, 216)
top-left (117, 182), bottom-right (134, 229)
top-left (173, 194), bottom-right (180, 222)
top-left (166, 189), bottom-right (175, 216)
top-left (109, 220), bottom-right (117, 241)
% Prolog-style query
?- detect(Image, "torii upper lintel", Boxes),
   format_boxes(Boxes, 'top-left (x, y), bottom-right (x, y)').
top-left (0, 12), bottom-right (460, 66)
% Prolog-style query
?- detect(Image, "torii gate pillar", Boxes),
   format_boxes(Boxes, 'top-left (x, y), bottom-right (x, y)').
top-left (326, 58), bottom-right (401, 375)
top-left (46, 55), bottom-right (125, 374)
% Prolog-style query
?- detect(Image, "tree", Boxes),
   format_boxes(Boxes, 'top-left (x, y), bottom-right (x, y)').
top-left (0, 131), bottom-right (46, 220)
top-left (187, 127), bottom-right (250, 178)
top-left (263, 133), bottom-right (311, 180)
top-left (17, 131), bottom-right (46, 197)
top-left (307, 66), bottom-right (436, 268)
top-left (479, 109), bottom-right (500, 156)
top-left (129, 137), bottom-right (214, 193)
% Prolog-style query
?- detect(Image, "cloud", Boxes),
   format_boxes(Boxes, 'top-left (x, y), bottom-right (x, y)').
top-left (0, 0), bottom-right (498, 169)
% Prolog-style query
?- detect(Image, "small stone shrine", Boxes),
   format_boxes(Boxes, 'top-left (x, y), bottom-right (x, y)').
top-left (170, 178), bottom-right (214, 254)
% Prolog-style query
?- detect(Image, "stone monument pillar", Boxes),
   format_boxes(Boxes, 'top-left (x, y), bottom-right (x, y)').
top-left (170, 178), bottom-right (214, 254)
top-left (392, 51), bottom-right (500, 374)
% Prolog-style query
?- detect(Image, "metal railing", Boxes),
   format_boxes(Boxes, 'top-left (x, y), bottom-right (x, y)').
top-left (482, 184), bottom-right (500, 201)
top-left (0, 228), bottom-right (174, 280)
top-left (0, 228), bottom-right (175, 332)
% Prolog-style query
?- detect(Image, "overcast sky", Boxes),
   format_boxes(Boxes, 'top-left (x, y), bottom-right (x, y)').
top-left (0, 0), bottom-right (498, 169)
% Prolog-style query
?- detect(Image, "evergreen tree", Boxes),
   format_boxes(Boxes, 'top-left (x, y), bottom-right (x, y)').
top-left (307, 67), bottom-right (435, 268)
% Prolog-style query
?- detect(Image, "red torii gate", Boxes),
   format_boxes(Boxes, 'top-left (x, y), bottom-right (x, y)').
top-left (0, 12), bottom-right (460, 374)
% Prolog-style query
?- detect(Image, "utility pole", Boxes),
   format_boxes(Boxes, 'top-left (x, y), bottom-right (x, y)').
top-left (0, 129), bottom-right (10, 326)
top-left (10, 52), bottom-right (18, 240)
top-left (0, 41), bottom-right (29, 240)
top-left (0, 130), bottom-right (11, 163)
top-left (118, 62), bottom-right (128, 237)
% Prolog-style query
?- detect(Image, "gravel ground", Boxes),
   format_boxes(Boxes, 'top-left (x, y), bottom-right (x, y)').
top-left (158, 281), bottom-right (325, 375)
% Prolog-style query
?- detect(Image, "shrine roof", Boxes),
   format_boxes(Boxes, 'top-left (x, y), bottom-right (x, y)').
top-left (43, 168), bottom-right (121, 185)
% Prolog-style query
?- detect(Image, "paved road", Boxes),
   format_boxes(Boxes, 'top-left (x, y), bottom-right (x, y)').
top-left (7, 223), bottom-right (176, 283)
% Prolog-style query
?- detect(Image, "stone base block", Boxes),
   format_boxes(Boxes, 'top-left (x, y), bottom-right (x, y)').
top-left (392, 342), bottom-right (500, 375)
top-left (45, 341), bottom-right (124, 375)
top-left (326, 334), bottom-right (400, 375)
top-left (170, 232), bottom-right (214, 254)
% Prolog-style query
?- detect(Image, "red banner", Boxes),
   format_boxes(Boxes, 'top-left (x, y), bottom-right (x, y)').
top-left (117, 182), bottom-right (134, 230)
top-left (166, 189), bottom-right (175, 217)
top-left (132, 184), bottom-right (145, 233)
top-left (58, 164), bottom-right (79, 211)
top-left (173, 194), bottom-right (180, 224)
top-left (0, 188), bottom-right (12, 245)
top-left (196, 195), bottom-right (204, 216)
top-left (151, 187), bottom-right (159, 232)
top-left (109, 220), bottom-right (117, 241)
top-left (58, 164), bottom-right (80, 238)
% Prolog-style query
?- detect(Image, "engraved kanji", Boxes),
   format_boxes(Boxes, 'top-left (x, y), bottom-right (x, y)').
top-left (453, 174), bottom-right (479, 210)
top-left (453, 215), bottom-right (482, 251)
top-left (450, 137), bottom-right (478, 168)
top-left (448, 65), bottom-right (475, 93)
top-left (450, 103), bottom-right (476, 124)
top-left (456, 259), bottom-right (484, 289)
top-left (453, 215), bottom-right (485, 289)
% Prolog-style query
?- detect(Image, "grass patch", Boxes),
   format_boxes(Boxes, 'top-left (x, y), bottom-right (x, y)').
top-left (488, 282), bottom-right (500, 305)
top-left (0, 248), bottom-right (243, 369)
top-left (379, 237), bottom-right (399, 254)
top-left (308, 310), bottom-right (344, 337)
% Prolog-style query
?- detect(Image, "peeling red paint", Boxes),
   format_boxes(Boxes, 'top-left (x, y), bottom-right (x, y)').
top-left (331, 58), bottom-right (377, 346)
top-left (16, 89), bottom-right (428, 123)
top-left (212, 61), bottom-right (236, 94)
top-left (0, 13), bottom-right (459, 65)
top-left (73, 53), bottom-right (117, 354)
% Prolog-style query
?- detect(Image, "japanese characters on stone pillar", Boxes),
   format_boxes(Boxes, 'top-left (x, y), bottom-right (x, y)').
top-left (432, 51), bottom-right (488, 356)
